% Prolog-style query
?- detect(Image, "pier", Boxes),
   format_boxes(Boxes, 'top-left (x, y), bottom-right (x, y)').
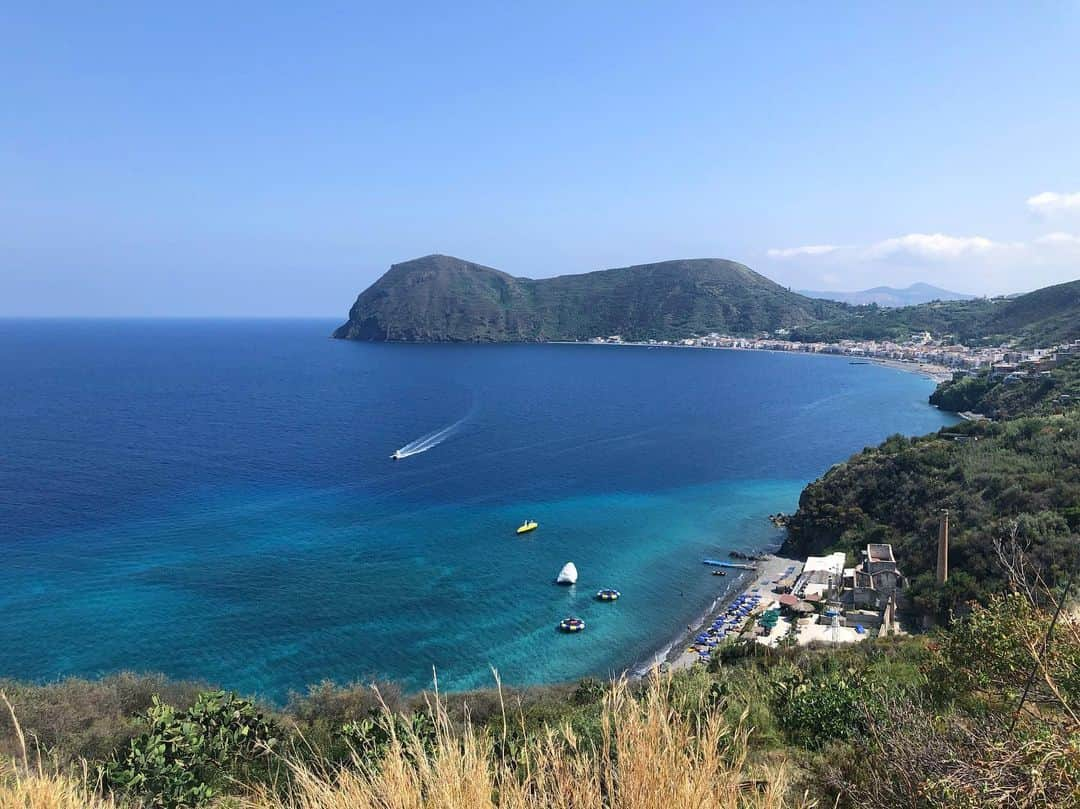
top-left (702, 559), bottom-right (757, 570)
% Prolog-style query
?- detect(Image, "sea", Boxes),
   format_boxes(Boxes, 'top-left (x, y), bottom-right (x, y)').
top-left (0, 320), bottom-right (958, 702)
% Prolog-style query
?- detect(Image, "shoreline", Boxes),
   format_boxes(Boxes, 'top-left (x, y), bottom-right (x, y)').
top-left (858, 355), bottom-right (953, 383)
top-left (552, 340), bottom-right (955, 384)
top-left (659, 554), bottom-right (802, 673)
top-left (630, 568), bottom-right (754, 677)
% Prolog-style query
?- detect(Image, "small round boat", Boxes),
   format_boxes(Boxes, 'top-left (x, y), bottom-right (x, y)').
top-left (558, 617), bottom-right (586, 633)
top-left (596, 588), bottom-right (621, 601)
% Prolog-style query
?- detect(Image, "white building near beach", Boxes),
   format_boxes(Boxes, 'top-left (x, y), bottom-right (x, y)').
top-left (794, 552), bottom-right (846, 601)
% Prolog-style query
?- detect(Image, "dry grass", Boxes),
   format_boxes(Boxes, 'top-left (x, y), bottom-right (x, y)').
top-left (246, 674), bottom-right (808, 809)
top-left (0, 691), bottom-right (116, 809)
top-left (0, 677), bottom-right (809, 808)
top-left (0, 765), bottom-right (116, 809)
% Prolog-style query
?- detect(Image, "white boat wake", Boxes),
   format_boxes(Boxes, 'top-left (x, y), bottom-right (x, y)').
top-left (391, 415), bottom-right (468, 460)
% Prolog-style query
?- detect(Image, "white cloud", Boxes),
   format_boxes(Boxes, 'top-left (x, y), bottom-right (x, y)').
top-left (1027, 191), bottom-right (1080, 216)
top-left (864, 233), bottom-right (1021, 261)
top-left (766, 244), bottom-right (846, 259)
top-left (1034, 231), bottom-right (1080, 247)
top-left (763, 226), bottom-right (1078, 296)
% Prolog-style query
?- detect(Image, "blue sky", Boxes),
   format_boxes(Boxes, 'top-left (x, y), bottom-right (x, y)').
top-left (3, 2), bottom-right (1080, 315)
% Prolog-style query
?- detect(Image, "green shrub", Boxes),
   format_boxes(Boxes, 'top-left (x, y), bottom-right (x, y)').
top-left (772, 669), bottom-right (864, 750)
top-left (925, 592), bottom-right (1080, 712)
top-left (338, 710), bottom-right (436, 768)
top-left (99, 690), bottom-right (279, 808)
top-left (570, 677), bottom-right (607, 706)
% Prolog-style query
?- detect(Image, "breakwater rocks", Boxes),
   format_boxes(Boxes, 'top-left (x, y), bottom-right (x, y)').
top-left (729, 550), bottom-right (768, 562)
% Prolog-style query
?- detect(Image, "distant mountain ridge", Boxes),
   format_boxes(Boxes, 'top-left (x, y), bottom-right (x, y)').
top-left (333, 254), bottom-right (845, 343)
top-left (798, 282), bottom-right (975, 307)
top-left (790, 278), bottom-right (1080, 346)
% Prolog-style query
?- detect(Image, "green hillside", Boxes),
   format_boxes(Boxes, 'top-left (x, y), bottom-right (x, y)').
top-left (980, 278), bottom-right (1080, 344)
top-left (789, 278), bottom-right (1080, 346)
top-left (332, 254), bottom-right (845, 342)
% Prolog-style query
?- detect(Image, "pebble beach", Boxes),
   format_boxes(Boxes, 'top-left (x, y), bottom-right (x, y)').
top-left (664, 554), bottom-right (803, 671)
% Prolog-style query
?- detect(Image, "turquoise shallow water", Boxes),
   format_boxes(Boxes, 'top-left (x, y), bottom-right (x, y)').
top-left (0, 321), bottom-right (957, 701)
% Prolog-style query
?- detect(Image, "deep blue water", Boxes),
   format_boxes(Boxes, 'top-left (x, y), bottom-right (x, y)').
top-left (0, 320), bottom-right (957, 701)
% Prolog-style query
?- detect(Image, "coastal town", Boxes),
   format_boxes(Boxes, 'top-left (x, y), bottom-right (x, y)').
top-left (590, 331), bottom-right (1080, 384)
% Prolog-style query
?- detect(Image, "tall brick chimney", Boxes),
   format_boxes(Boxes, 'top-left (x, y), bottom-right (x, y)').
top-left (937, 509), bottom-right (949, 585)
